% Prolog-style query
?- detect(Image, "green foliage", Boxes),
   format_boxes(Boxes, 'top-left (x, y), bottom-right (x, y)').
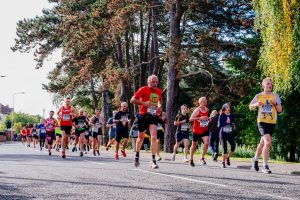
top-left (253, 0), bottom-right (300, 93)
top-left (235, 87), bottom-right (261, 148)
top-left (0, 113), bottom-right (40, 133)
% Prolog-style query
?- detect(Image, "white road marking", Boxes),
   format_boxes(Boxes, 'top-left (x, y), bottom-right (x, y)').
top-left (85, 160), bottom-right (105, 165)
top-left (132, 168), bottom-right (227, 187)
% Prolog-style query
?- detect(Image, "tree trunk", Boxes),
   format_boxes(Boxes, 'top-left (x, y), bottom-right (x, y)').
top-left (90, 78), bottom-right (99, 109)
top-left (101, 78), bottom-right (109, 145)
top-left (164, 0), bottom-right (186, 153)
top-left (289, 143), bottom-right (296, 162)
top-left (150, 0), bottom-right (160, 75)
top-left (116, 37), bottom-right (126, 102)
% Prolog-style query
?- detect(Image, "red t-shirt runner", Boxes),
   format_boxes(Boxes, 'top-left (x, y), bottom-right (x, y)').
top-left (192, 108), bottom-right (209, 134)
top-left (60, 106), bottom-right (73, 126)
top-left (134, 86), bottom-right (162, 115)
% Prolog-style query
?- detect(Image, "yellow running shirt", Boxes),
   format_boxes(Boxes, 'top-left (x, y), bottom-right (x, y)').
top-left (250, 92), bottom-right (281, 124)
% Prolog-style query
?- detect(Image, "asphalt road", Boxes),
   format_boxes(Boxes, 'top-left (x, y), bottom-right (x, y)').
top-left (0, 143), bottom-right (299, 200)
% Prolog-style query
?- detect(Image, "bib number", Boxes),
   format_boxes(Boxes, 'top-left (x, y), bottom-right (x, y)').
top-left (181, 123), bottom-right (189, 132)
top-left (223, 125), bottom-right (233, 133)
top-left (93, 123), bottom-right (100, 132)
top-left (63, 114), bottom-right (71, 121)
top-left (78, 122), bottom-right (85, 128)
top-left (261, 105), bottom-right (272, 114)
top-left (84, 130), bottom-right (90, 136)
top-left (200, 120), bottom-right (209, 127)
top-left (147, 106), bottom-right (157, 116)
top-left (41, 129), bottom-right (46, 134)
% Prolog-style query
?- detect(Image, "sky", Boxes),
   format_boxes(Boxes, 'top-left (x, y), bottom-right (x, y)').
top-left (0, 0), bottom-right (60, 117)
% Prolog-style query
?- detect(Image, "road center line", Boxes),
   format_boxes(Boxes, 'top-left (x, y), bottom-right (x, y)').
top-left (132, 168), bottom-right (227, 187)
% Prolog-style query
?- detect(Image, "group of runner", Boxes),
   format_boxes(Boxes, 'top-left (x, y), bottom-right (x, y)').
top-left (20, 75), bottom-right (282, 174)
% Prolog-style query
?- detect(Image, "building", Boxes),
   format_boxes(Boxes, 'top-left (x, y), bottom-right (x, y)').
top-left (0, 103), bottom-right (13, 121)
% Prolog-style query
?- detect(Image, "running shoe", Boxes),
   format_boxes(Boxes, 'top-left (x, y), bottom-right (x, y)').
top-left (222, 162), bottom-right (226, 168)
top-left (213, 153), bottom-right (218, 162)
top-left (84, 151), bottom-right (87, 154)
top-left (133, 157), bottom-right (140, 167)
top-left (49, 151), bottom-right (51, 156)
top-left (157, 156), bottom-right (162, 161)
top-left (97, 150), bottom-right (100, 156)
top-left (87, 145), bottom-right (90, 151)
top-left (62, 152), bottom-right (66, 159)
top-left (93, 150), bottom-right (96, 156)
top-left (121, 150), bottom-right (127, 157)
top-left (80, 152), bottom-right (83, 157)
top-left (262, 165), bottom-right (272, 174)
top-left (201, 158), bottom-right (206, 165)
top-left (150, 160), bottom-right (159, 169)
top-left (40, 147), bottom-right (42, 151)
top-left (226, 157), bottom-right (231, 166)
top-left (252, 158), bottom-right (259, 172)
top-left (115, 153), bottom-right (119, 160)
top-left (183, 157), bottom-right (189, 163)
top-left (72, 146), bottom-right (77, 152)
top-left (189, 159), bottom-right (195, 167)
top-left (171, 154), bottom-right (175, 161)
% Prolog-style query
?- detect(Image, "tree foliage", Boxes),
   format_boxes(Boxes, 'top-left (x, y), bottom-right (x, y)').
top-left (253, 0), bottom-right (300, 92)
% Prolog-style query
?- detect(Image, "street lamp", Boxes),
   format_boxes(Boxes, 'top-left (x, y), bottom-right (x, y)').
top-left (11, 92), bottom-right (25, 141)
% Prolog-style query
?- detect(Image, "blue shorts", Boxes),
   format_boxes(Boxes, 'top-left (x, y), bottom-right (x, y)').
top-left (109, 130), bottom-right (116, 140)
top-left (175, 131), bottom-right (189, 143)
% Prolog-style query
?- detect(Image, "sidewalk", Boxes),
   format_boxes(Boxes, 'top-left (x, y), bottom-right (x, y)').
top-left (156, 151), bottom-right (300, 176)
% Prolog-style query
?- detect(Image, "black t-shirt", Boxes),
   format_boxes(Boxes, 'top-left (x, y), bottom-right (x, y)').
top-left (114, 111), bottom-right (130, 131)
top-left (175, 114), bottom-right (190, 133)
top-left (72, 116), bottom-right (87, 131)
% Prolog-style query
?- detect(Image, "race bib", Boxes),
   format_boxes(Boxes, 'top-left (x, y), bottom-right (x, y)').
top-left (200, 120), bottom-right (209, 127)
top-left (261, 105), bottom-right (272, 114)
top-left (93, 123), bottom-right (100, 132)
top-left (62, 114), bottom-right (70, 121)
top-left (121, 116), bottom-right (128, 125)
top-left (78, 122), bottom-right (85, 128)
top-left (181, 123), bottom-right (189, 132)
top-left (84, 130), bottom-right (90, 136)
top-left (41, 129), bottom-right (46, 134)
top-left (48, 124), bottom-right (53, 129)
top-left (223, 125), bottom-right (233, 133)
top-left (32, 131), bottom-right (37, 135)
top-left (147, 106), bottom-right (157, 115)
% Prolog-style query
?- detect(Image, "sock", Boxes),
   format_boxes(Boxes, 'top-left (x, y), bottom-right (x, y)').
top-left (136, 151), bottom-right (139, 157)
top-left (254, 155), bottom-right (259, 161)
top-left (152, 155), bottom-right (155, 160)
top-left (263, 160), bottom-right (268, 166)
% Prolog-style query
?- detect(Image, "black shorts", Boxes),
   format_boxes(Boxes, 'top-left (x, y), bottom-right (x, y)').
top-left (137, 114), bottom-right (159, 132)
top-left (33, 134), bottom-right (39, 139)
top-left (22, 135), bottom-right (26, 139)
top-left (192, 131), bottom-right (209, 142)
top-left (175, 131), bottom-right (189, 143)
top-left (258, 122), bottom-right (275, 136)
top-left (92, 129), bottom-right (102, 138)
top-left (116, 129), bottom-right (129, 143)
top-left (61, 126), bottom-right (72, 135)
top-left (157, 130), bottom-right (164, 140)
top-left (75, 129), bottom-right (85, 136)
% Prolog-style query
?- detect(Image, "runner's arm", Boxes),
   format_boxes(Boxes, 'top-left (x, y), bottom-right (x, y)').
top-left (189, 108), bottom-right (200, 122)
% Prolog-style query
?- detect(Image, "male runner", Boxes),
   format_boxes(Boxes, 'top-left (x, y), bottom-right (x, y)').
top-left (72, 109), bottom-right (88, 157)
top-left (189, 97), bottom-right (210, 167)
top-left (57, 97), bottom-right (78, 159)
top-left (130, 75), bottom-right (162, 169)
top-left (114, 102), bottom-right (130, 160)
top-left (106, 110), bottom-right (117, 151)
top-left (89, 108), bottom-right (103, 156)
top-left (249, 77), bottom-right (282, 173)
top-left (172, 104), bottom-right (190, 162)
